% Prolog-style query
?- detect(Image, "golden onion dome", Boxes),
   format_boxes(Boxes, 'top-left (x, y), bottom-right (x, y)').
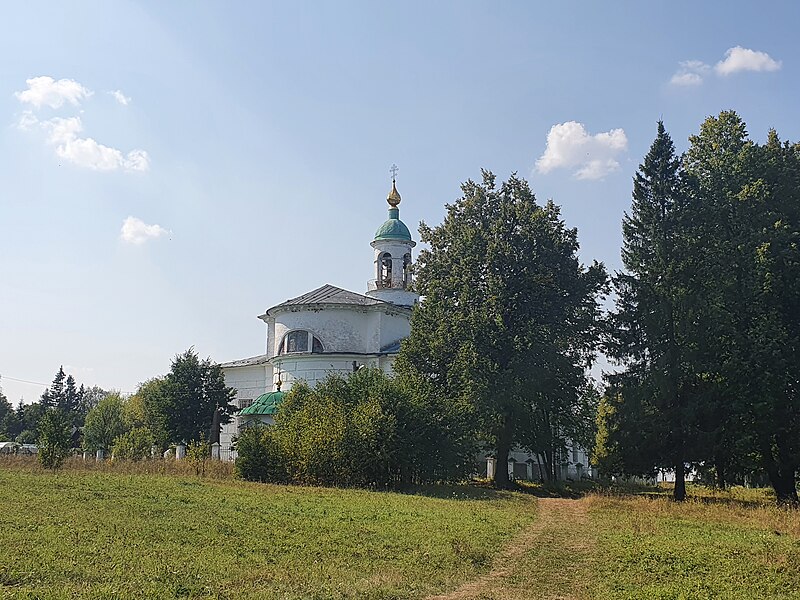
top-left (387, 180), bottom-right (402, 207)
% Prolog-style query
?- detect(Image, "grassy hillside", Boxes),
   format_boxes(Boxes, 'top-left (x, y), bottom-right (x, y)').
top-left (0, 466), bottom-right (534, 600)
top-left (1, 464), bottom-right (798, 599)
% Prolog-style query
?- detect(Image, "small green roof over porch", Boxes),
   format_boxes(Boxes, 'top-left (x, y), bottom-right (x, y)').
top-left (240, 391), bottom-right (286, 416)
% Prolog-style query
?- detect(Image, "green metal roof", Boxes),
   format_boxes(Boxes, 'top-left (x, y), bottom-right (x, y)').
top-left (240, 391), bottom-right (286, 417)
top-left (374, 207), bottom-right (412, 242)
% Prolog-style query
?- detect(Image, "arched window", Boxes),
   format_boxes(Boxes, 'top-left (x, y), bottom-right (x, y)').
top-left (278, 331), bottom-right (324, 355)
top-left (379, 252), bottom-right (392, 287)
top-left (286, 330), bottom-right (308, 353)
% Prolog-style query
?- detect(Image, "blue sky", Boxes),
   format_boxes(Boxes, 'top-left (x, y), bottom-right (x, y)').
top-left (2, 1), bottom-right (798, 402)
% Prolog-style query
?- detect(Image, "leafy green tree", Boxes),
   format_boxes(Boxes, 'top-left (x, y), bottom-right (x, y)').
top-left (397, 171), bottom-right (606, 487)
top-left (112, 427), bottom-right (155, 460)
top-left (682, 112), bottom-right (800, 504)
top-left (130, 377), bottom-right (171, 449)
top-left (149, 349), bottom-right (236, 445)
top-left (744, 131), bottom-right (800, 503)
top-left (37, 409), bottom-right (72, 469)
top-left (0, 386), bottom-right (18, 441)
top-left (83, 393), bottom-right (126, 454)
top-left (15, 401), bottom-right (44, 444)
top-left (593, 373), bottom-right (669, 480)
top-left (80, 385), bottom-right (109, 414)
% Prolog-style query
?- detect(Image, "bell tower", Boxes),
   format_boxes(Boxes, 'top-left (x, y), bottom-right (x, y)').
top-left (366, 168), bottom-right (419, 307)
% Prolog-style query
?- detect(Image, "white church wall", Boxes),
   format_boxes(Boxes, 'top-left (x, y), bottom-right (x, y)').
top-left (377, 311), bottom-right (411, 350)
top-left (264, 317), bottom-right (275, 358)
top-left (272, 354), bottom-right (382, 389)
top-left (496, 439), bottom-right (594, 482)
top-left (273, 308), bottom-right (389, 354)
top-left (221, 364), bottom-right (269, 449)
top-left (378, 354), bottom-right (396, 374)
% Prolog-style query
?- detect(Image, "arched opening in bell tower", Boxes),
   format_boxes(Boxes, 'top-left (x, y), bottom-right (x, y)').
top-left (403, 253), bottom-right (412, 287)
top-left (379, 252), bottom-right (392, 288)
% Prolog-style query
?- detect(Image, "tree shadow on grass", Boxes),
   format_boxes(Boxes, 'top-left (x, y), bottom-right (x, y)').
top-left (399, 482), bottom-right (517, 501)
top-left (636, 491), bottom-right (778, 509)
top-left (513, 479), bottom-right (601, 499)
top-left (399, 479), bottom-right (602, 501)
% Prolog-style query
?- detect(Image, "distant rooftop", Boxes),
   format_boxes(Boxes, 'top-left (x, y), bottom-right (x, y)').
top-left (219, 354), bottom-right (269, 368)
top-left (264, 284), bottom-right (397, 315)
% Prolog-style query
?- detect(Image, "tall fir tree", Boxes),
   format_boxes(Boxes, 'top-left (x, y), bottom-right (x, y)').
top-left (151, 348), bottom-right (237, 445)
top-left (606, 121), bottom-right (702, 500)
top-left (40, 366), bottom-right (66, 410)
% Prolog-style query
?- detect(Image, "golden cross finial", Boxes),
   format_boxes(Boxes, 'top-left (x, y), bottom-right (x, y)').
top-left (389, 164), bottom-right (399, 182)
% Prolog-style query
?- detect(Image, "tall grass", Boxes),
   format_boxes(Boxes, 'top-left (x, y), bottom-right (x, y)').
top-left (586, 492), bottom-right (800, 599)
top-left (0, 454), bottom-right (235, 479)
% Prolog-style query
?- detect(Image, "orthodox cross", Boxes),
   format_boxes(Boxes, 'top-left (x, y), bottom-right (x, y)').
top-left (389, 164), bottom-right (399, 182)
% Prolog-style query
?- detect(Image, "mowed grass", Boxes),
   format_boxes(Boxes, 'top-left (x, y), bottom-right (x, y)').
top-left (586, 491), bottom-right (800, 600)
top-left (0, 465), bottom-right (535, 600)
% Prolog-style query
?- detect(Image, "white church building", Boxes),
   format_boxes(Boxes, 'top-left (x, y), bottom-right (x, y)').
top-left (219, 177), bottom-right (592, 481)
top-left (219, 179), bottom-right (418, 454)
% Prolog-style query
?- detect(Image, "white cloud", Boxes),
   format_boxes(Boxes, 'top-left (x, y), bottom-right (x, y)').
top-left (715, 46), bottom-right (781, 75)
top-left (14, 75), bottom-right (149, 173)
top-left (120, 216), bottom-right (168, 245)
top-left (15, 76), bottom-right (92, 109)
top-left (16, 111), bottom-right (39, 131)
top-left (109, 90), bottom-right (131, 106)
top-left (40, 116), bottom-right (150, 172)
top-left (123, 149), bottom-right (149, 171)
top-left (670, 72), bottom-right (703, 86)
top-left (670, 60), bottom-right (710, 86)
top-left (535, 121), bottom-right (628, 180)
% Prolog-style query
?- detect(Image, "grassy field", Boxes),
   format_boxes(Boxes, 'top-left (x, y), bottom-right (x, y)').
top-left (0, 462), bottom-right (534, 600)
top-left (429, 486), bottom-right (800, 600)
top-left (1, 463), bottom-right (799, 599)
top-left (587, 492), bottom-right (800, 599)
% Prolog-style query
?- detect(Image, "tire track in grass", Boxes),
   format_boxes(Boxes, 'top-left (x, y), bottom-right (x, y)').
top-left (427, 498), bottom-right (594, 600)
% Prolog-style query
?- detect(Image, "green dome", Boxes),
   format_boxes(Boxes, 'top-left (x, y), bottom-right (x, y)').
top-left (374, 207), bottom-right (412, 242)
top-left (240, 391), bottom-right (286, 417)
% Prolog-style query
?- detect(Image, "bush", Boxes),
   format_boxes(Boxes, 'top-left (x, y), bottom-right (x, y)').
top-left (16, 429), bottom-right (37, 445)
top-left (186, 436), bottom-right (210, 476)
top-left (235, 369), bottom-right (474, 487)
top-left (37, 409), bottom-right (72, 470)
top-left (112, 427), bottom-right (154, 460)
top-left (234, 424), bottom-right (286, 482)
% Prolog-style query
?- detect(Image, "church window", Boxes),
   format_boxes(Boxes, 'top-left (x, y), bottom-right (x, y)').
top-left (286, 330), bottom-right (308, 353)
top-left (278, 330), bottom-right (324, 355)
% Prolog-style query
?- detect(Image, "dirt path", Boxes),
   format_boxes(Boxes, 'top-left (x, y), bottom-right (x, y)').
top-left (426, 498), bottom-right (594, 600)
